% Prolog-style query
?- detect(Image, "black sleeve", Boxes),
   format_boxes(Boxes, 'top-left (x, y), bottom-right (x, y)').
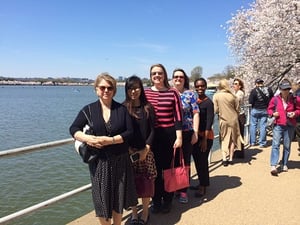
top-left (146, 105), bottom-right (155, 147)
top-left (248, 89), bottom-right (256, 105)
top-left (206, 99), bottom-right (215, 130)
top-left (69, 105), bottom-right (90, 137)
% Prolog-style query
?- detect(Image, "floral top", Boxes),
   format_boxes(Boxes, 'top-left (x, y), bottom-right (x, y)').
top-left (179, 89), bottom-right (199, 131)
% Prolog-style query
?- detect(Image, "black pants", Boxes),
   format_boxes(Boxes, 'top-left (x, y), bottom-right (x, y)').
top-left (192, 138), bottom-right (213, 187)
top-left (234, 113), bottom-right (246, 158)
top-left (152, 127), bottom-right (176, 206)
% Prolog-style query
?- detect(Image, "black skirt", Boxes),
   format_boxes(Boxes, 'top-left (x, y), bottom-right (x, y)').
top-left (88, 152), bottom-right (137, 219)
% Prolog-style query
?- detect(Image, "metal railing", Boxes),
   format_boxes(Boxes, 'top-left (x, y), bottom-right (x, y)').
top-left (0, 138), bottom-right (91, 224)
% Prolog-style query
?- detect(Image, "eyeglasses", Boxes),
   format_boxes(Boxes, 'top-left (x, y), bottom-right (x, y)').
top-left (98, 86), bottom-right (114, 92)
top-left (151, 71), bottom-right (163, 76)
top-left (173, 76), bottom-right (184, 79)
top-left (233, 82), bottom-right (239, 85)
top-left (128, 87), bottom-right (141, 91)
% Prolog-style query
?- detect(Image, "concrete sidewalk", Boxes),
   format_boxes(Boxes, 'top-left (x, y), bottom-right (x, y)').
top-left (67, 140), bottom-right (300, 225)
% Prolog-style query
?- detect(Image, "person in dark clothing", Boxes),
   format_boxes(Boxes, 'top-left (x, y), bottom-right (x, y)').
top-left (123, 75), bottom-right (156, 225)
top-left (248, 78), bottom-right (274, 147)
top-left (191, 78), bottom-right (214, 198)
top-left (69, 73), bottom-right (137, 225)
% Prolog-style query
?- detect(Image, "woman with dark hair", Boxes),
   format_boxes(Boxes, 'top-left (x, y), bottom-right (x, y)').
top-left (233, 78), bottom-right (246, 158)
top-left (69, 73), bottom-right (137, 225)
top-left (123, 75), bottom-right (156, 225)
top-left (145, 64), bottom-right (183, 214)
top-left (191, 78), bottom-right (214, 197)
top-left (172, 68), bottom-right (199, 203)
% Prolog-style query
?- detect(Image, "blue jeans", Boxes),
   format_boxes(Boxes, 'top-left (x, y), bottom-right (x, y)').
top-left (249, 108), bottom-right (268, 146)
top-left (270, 124), bottom-right (295, 166)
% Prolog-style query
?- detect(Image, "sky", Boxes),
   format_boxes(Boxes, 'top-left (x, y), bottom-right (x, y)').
top-left (0, 0), bottom-right (254, 79)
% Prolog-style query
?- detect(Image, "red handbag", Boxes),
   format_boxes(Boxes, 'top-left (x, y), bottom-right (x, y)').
top-left (163, 148), bottom-right (190, 193)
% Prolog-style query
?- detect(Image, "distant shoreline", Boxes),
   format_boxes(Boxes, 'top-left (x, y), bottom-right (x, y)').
top-left (0, 81), bottom-right (126, 86)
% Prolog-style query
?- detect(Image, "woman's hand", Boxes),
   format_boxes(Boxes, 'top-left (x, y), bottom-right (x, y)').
top-left (87, 136), bottom-right (113, 149)
top-left (273, 112), bottom-right (279, 118)
top-left (173, 138), bottom-right (182, 149)
top-left (139, 146), bottom-right (150, 161)
top-left (200, 138), bottom-right (207, 152)
top-left (191, 132), bottom-right (198, 145)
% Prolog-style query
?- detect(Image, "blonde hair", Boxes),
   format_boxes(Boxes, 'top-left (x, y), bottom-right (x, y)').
top-left (94, 72), bottom-right (117, 96)
top-left (218, 79), bottom-right (236, 98)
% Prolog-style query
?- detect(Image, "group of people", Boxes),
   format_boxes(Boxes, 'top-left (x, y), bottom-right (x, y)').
top-left (69, 64), bottom-right (300, 225)
top-left (248, 78), bottom-right (300, 176)
top-left (69, 64), bottom-right (215, 225)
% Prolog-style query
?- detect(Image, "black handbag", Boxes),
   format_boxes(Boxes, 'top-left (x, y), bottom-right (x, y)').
top-left (75, 105), bottom-right (98, 163)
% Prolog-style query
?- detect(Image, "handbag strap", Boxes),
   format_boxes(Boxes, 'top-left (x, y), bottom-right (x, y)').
top-left (82, 105), bottom-right (93, 128)
top-left (170, 148), bottom-right (185, 168)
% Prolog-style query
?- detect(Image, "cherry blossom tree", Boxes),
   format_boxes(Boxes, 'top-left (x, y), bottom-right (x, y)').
top-left (226, 0), bottom-right (299, 91)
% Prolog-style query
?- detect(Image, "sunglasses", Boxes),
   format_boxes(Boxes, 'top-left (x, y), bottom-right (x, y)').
top-left (173, 76), bottom-right (184, 79)
top-left (98, 86), bottom-right (114, 92)
top-left (151, 71), bottom-right (163, 76)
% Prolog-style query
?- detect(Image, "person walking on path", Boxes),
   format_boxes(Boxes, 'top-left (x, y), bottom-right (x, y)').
top-left (213, 79), bottom-right (243, 166)
top-left (123, 75), bottom-right (157, 225)
top-left (267, 79), bottom-right (300, 176)
top-left (69, 73), bottom-right (137, 225)
top-left (172, 68), bottom-right (199, 204)
top-left (232, 78), bottom-right (246, 158)
top-left (249, 78), bottom-right (274, 147)
top-left (145, 63), bottom-right (183, 214)
top-left (191, 78), bottom-right (214, 197)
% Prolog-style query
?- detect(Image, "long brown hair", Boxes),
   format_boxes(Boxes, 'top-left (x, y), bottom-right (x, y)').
top-left (233, 77), bottom-right (245, 93)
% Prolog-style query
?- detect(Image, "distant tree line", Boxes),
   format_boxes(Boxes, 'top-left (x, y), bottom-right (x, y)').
top-left (0, 65), bottom-right (235, 86)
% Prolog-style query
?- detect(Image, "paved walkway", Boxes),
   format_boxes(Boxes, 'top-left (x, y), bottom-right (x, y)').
top-left (67, 140), bottom-right (300, 225)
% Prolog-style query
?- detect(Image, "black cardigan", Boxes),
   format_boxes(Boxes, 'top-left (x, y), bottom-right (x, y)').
top-left (69, 100), bottom-right (133, 156)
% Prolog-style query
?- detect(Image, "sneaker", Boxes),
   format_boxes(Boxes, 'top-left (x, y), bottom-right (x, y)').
top-left (179, 192), bottom-right (188, 204)
top-left (282, 165), bottom-right (288, 172)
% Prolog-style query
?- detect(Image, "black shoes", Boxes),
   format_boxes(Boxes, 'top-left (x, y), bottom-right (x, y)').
top-left (222, 160), bottom-right (229, 167)
top-left (150, 205), bottom-right (161, 214)
top-left (139, 215), bottom-right (149, 225)
top-left (194, 186), bottom-right (206, 198)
